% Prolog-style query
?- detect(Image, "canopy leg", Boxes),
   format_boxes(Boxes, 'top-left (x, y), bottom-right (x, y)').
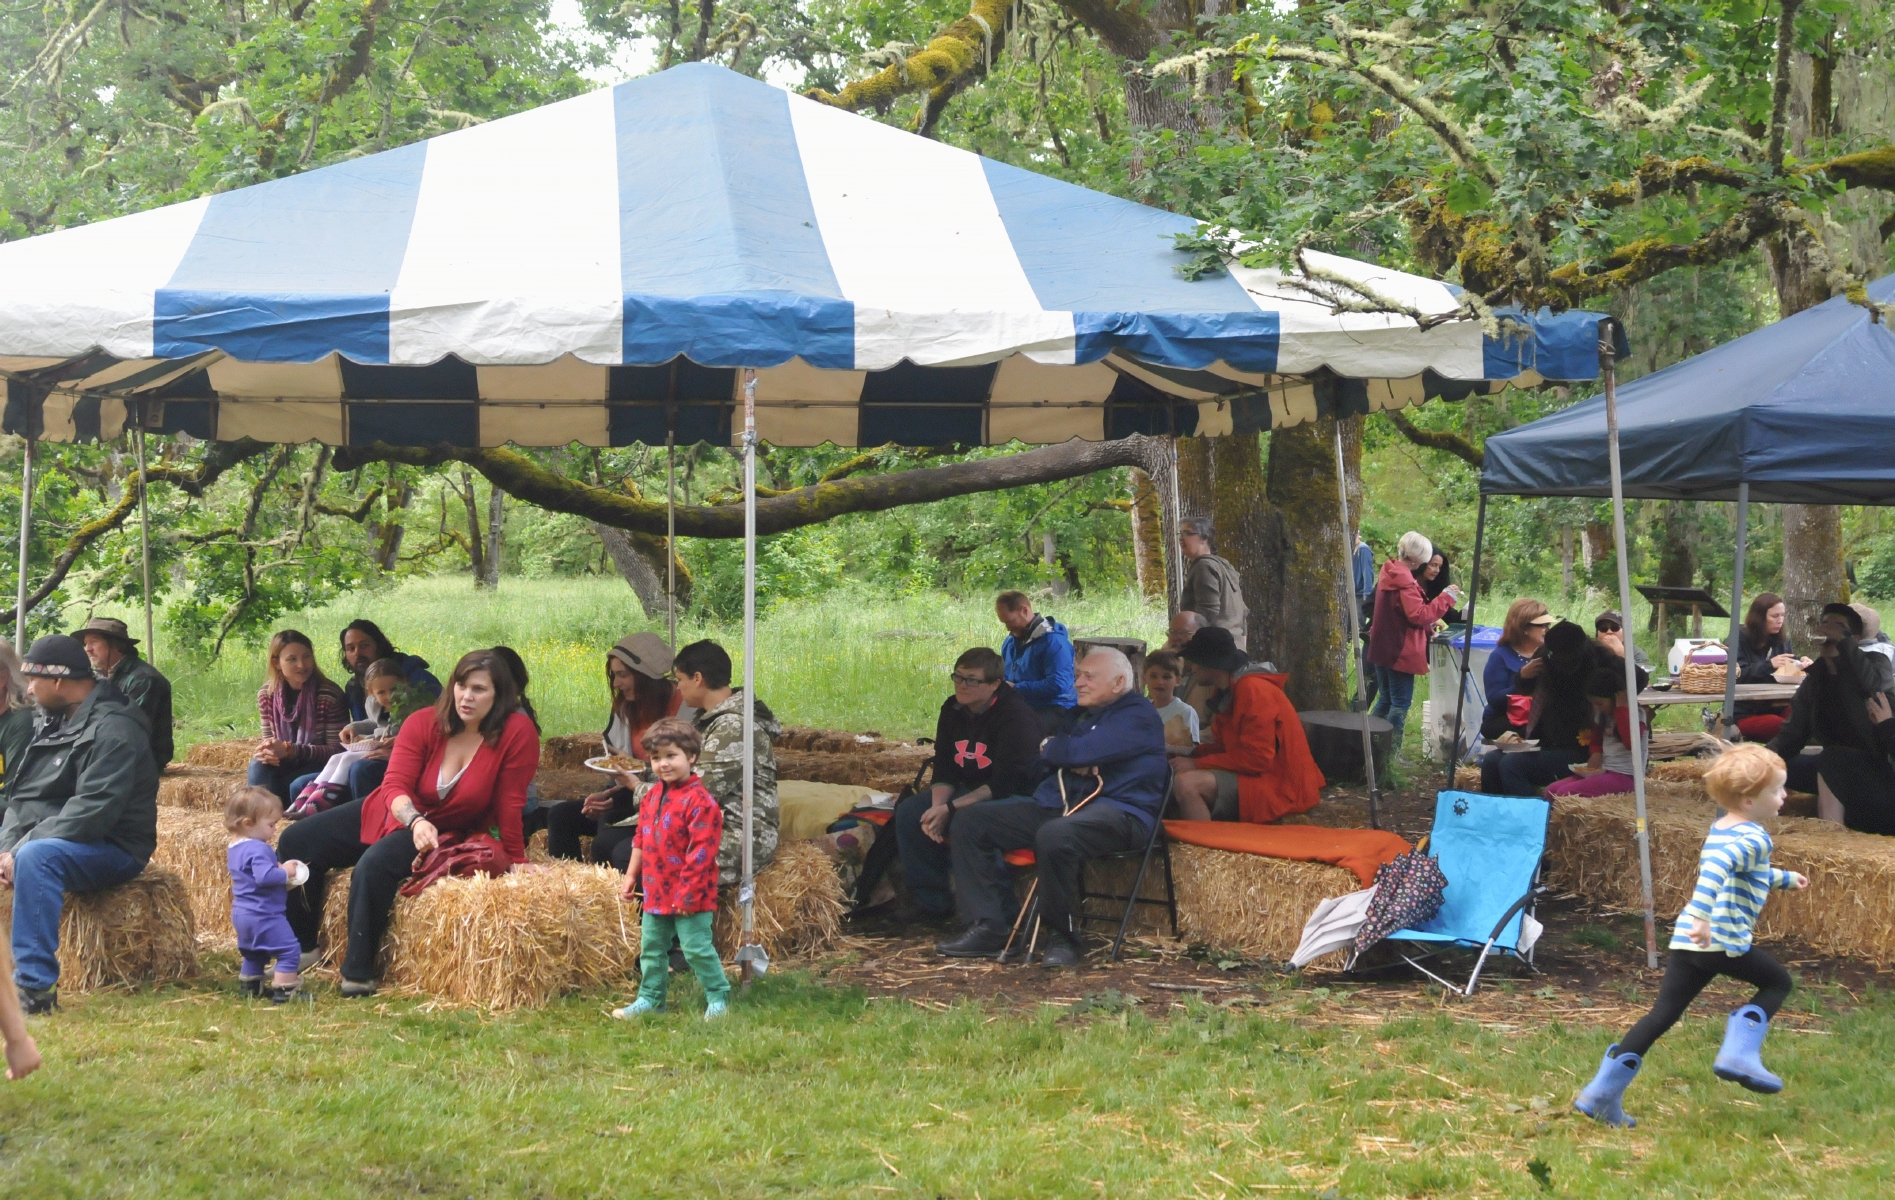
top-left (1602, 325), bottom-right (1660, 971)
top-left (1332, 420), bottom-right (1379, 827)
top-left (14, 435), bottom-right (33, 650)
top-left (739, 369), bottom-right (759, 987)
top-left (135, 422), bottom-right (155, 666)
top-left (1447, 494), bottom-right (1489, 789)
top-left (1719, 484), bottom-right (1750, 739)
top-left (666, 430), bottom-right (677, 649)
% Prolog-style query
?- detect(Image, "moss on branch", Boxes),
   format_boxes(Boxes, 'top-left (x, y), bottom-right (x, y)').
top-left (804, 0), bottom-right (1010, 129)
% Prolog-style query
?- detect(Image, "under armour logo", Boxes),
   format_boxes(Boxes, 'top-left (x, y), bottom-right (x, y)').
top-left (953, 740), bottom-right (992, 770)
top-left (1453, 798), bottom-right (1469, 816)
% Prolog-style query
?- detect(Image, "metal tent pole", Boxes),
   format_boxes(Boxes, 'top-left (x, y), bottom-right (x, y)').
top-left (1332, 419), bottom-right (1380, 828)
top-left (1446, 494), bottom-right (1488, 789)
top-left (1719, 483), bottom-right (1750, 738)
top-left (1168, 438), bottom-right (1184, 608)
top-left (738, 368), bottom-right (759, 985)
top-left (666, 430), bottom-right (677, 648)
top-left (1601, 324), bottom-right (1660, 970)
top-left (134, 423), bottom-right (155, 665)
top-left (15, 435), bottom-right (33, 651)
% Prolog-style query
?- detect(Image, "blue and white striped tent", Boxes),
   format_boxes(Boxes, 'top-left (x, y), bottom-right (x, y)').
top-left (0, 63), bottom-right (1612, 449)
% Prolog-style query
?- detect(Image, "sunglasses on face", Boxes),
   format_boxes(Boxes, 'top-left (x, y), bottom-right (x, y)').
top-left (1597, 622), bottom-right (1621, 633)
top-left (951, 673), bottom-right (994, 688)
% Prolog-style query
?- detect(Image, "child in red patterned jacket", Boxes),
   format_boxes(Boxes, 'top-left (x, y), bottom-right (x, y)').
top-left (613, 717), bottom-right (731, 1021)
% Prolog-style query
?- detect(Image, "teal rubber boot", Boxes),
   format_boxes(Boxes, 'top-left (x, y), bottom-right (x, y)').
top-left (1573, 1045), bottom-right (1640, 1128)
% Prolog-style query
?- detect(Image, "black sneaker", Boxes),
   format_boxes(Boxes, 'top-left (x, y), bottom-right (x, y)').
top-left (936, 923), bottom-right (1010, 958)
top-left (268, 983), bottom-right (303, 1005)
top-left (1040, 935), bottom-right (1083, 969)
top-left (239, 977), bottom-right (264, 999)
top-left (19, 986), bottom-right (57, 1015)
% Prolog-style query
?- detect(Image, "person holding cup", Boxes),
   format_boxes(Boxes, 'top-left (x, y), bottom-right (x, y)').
top-left (1365, 531), bottom-right (1464, 751)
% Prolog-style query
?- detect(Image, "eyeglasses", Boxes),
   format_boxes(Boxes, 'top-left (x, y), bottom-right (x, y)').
top-left (951, 673), bottom-right (994, 688)
top-left (1596, 622), bottom-right (1622, 633)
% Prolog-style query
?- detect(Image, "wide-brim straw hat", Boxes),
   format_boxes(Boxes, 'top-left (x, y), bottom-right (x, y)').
top-left (70, 615), bottom-right (138, 647)
top-left (608, 632), bottom-right (674, 679)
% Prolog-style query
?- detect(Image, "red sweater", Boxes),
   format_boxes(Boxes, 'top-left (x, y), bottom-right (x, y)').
top-left (359, 709), bottom-right (540, 864)
top-left (1366, 558), bottom-right (1456, 675)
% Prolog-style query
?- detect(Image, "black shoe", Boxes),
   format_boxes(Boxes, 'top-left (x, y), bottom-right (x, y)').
top-left (936, 923), bottom-right (1011, 958)
top-left (1040, 936), bottom-right (1083, 969)
top-left (669, 948), bottom-right (690, 973)
top-left (239, 977), bottom-right (263, 999)
top-left (19, 986), bottom-right (57, 1015)
top-left (268, 983), bottom-right (303, 1005)
top-left (338, 978), bottom-right (377, 998)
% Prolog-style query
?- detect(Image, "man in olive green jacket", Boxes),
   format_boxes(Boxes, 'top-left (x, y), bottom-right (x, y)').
top-left (0, 636), bottom-right (158, 1012)
top-left (71, 617), bottom-right (173, 769)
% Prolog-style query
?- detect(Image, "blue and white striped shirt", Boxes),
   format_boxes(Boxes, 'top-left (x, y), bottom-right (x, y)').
top-left (1671, 821), bottom-right (1798, 956)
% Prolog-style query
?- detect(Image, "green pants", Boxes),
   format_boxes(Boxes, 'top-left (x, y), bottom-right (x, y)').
top-left (637, 910), bottom-right (730, 1008)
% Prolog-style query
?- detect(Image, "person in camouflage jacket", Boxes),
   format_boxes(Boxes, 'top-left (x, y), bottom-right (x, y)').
top-left (674, 641), bottom-right (780, 885)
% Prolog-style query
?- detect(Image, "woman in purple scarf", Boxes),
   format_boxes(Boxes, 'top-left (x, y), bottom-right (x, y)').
top-left (247, 630), bottom-right (349, 804)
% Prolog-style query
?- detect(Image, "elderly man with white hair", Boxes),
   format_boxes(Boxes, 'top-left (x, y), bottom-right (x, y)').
top-left (937, 646), bottom-right (1169, 967)
top-left (1366, 530), bottom-right (1464, 750)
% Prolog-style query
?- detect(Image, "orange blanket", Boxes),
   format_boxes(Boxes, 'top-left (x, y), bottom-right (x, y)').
top-left (1163, 821), bottom-right (1412, 888)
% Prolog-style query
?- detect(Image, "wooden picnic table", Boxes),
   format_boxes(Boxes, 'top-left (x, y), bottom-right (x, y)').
top-left (1637, 682), bottom-right (1800, 707)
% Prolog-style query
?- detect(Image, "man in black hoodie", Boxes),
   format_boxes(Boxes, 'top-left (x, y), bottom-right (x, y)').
top-left (893, 648), bottom-right (1045, 923)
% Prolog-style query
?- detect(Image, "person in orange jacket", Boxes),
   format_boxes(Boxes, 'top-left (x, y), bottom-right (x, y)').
top-left (1169, 628), bottom-right (1326, 823)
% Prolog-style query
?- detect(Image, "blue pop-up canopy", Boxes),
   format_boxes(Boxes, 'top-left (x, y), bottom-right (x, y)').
top-left (1481, 273), bottom-right (1895, 505)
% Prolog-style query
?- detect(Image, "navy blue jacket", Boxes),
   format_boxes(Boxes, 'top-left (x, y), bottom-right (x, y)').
top-left (1002, 616), bottom-right (1077, 712)
top-left (1033, 689), bottom-right (1169, 831)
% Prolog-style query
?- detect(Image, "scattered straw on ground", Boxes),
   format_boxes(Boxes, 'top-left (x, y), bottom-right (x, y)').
top-left (186, 740), bottom-right (256, 772)
top-left (158, 766), bottom-right (244, 812)
top-left (0, 868), bottom-right (199, 992)
top-left (714, 840), bottom-right (846, 960)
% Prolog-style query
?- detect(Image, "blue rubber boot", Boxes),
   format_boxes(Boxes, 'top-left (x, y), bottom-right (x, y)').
top-left (1713, 1005), bottom-right (1784, 1094)
top-left (1573, 1045), bottom-right (1640, 1127)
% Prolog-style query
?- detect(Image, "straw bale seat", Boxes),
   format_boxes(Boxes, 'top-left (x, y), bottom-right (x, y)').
top-left (151, 807), bottom-right (263, 946)
top-left (159, 765), bottom-right (245, 811)
top-left (185, 740), bottom-right (258, 772)
top-left (1544, 793), bottom-right (1895, 966)
top-left (540, 733), bottom-right (605, 770)
top-left (0, 868), bottom-right (199, 992)
top-left (316, 840), bottom-right (844, 1009)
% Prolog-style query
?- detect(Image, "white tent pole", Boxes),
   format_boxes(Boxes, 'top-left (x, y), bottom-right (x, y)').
top-left (1446, 495), bottom-right (1488, 788)
top-left (1601, 324), bottom-right (1659, 970)
top-left (1332, 418), bottom-right (1380, 828)
top-left (15, 434), bottom-right (33, 651)
top-left (666, 429), bottom-right (677, 649)
top-left (1719, 483), bottom-right (1750, 738)
top-left (135, 423), bottom-right (155, 666)
top-left (739, 368), bottom-right (758, 980)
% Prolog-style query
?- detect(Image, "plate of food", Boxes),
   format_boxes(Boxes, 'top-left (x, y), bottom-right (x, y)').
top-left (1773, 671), bottom-right (1806, 685)
top-left (1483, 734), bottom-right (1541, 754)
top-left (584, 754), bottom-right (644, 775)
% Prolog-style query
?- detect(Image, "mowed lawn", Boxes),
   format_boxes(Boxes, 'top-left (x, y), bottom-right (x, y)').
top-left (0, 962), bottom-right (1889, 1198)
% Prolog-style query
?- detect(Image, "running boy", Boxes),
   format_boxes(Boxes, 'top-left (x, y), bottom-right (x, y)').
top-left (1144, 651), bottom-right (1200, 750)
top-left (225, 786), bottom-right (307, 1003)
top-left (1574, 744), bottom-right (1808, 1127)
top-left (613, 717), bottom-right (732, 1021)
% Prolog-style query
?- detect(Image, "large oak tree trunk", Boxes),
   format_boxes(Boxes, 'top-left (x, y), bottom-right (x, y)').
top-left (595, 522), bottom-right (693, 619)
top-left (1128, 467), bottom-right (1166, 601)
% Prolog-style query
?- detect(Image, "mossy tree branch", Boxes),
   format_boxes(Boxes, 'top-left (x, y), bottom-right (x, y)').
top-left (1381, 409), bottom-right (1484, 469)
top-left (333, 436), bottom-right (1172, 539)
top-left (804, 0), bottom-right (1011, 133)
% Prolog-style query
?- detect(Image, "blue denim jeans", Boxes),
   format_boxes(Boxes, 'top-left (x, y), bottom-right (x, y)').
top-left (11, 837), bottom-right (146, 991)
top-left (1369, 664), bottom-right (1417, 748)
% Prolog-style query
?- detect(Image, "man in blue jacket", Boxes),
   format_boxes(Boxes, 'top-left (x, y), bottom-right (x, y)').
top-left (997, 591), bottom-right (1077, 732)
top-left (939, 647), bottom-right (1168, 968)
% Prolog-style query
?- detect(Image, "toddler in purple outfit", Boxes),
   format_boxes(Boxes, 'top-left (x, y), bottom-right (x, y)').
top-left (224, 786), bottom-right (307, 1004)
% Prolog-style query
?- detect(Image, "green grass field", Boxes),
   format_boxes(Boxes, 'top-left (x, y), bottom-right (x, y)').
top-left (1, 963), bottom-right (1888, 1197)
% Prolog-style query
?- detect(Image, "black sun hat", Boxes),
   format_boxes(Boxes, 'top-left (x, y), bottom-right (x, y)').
top-left (1179, 626), bottom-right (1248, 674)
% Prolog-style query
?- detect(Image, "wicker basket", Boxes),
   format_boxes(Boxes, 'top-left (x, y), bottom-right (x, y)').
top-left (1678, 662), bottom-right (1730, 694)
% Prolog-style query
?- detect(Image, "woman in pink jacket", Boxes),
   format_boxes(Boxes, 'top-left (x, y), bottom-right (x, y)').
top-left (1366, 531), bottom-right (1464, 750)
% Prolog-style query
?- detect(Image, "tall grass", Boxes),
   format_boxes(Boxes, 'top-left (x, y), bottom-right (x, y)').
top-left (135, 578), bottom-right (1167, 747)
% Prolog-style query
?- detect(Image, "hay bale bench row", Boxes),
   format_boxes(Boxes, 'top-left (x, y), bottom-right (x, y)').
top-left (1544, 793), bottom-right (1895, 967)
top-left (0, 869), bottom-right (199, 992)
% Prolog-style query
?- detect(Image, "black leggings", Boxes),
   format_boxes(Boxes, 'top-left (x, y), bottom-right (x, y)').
top-left (275, 798), bottom-right (420, 983)
top-left (543, 800), bottom-right (636, 871)
top-left (1618, 947), bottom-right (1793, 1057)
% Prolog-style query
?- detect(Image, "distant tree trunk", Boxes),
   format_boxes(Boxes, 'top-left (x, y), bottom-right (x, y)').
top-left (482, 484), bottom-right (504, 588)
top-left (594, 523), bottom-right (694, 619)
top-left (369, 476), bottom-right (413, 571)
top-left (1584, 523), bottom-right (1611, 580)
top-left (1559, 526), bottom-right (1575, 594)
top-left (1043, 529), bottom-right (1069, 596)
top-left (1651, 502), bottom-right (1701, 637)
top-left (1128, 467), bottom-right (1166, 601)
top-left (458, 467), bottom-right (488, 586)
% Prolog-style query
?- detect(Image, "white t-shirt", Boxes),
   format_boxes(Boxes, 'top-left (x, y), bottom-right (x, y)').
top-left (1153, 697), bottom-right (1202, 746)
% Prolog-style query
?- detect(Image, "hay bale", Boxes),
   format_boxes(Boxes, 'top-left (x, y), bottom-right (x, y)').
top-left (186, 740), bottom-right (257, 771)
top-left (541, 733), bottom-right (605, 770)
top-left (319, 862), bottom-right (638, 1011)
top-left (535, 768), bottom-right (604, 803)
top-left (0, 868), bottom-right (198, 992)
top-left (151, 808), bottom-right (255, 944)
top-left (713, 840), bottom-right (845, 961)
top-left (158, 766), bottom-right (245, 811)
top-left (1168, 842), bottom-right (1360, 965)
top-left (1453, 762), bottom-right (1709, 805)
top-left (1543, 793), bottom-right (1895, 967)
top-left (775, 748), bottom-right (923, 794)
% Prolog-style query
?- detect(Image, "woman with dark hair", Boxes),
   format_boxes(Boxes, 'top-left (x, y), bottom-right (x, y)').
top-left (1480, 621), bottom-right (1648, 794)
top-left (248, 630), bottom-right (350, 804)
top-left (1733, 594), bottom-right (1805, 741)
top-left (1481, 599), bottom-right (1555, 738)
top-left (1418, 551), bottom-right (1465, 624)
top-left (543, 633), bottom-right (684, 870)
top-left (276, 650), bottom-right (540, 995)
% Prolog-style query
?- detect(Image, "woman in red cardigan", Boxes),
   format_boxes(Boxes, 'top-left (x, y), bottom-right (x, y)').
top-left (277, 649), bottom-right (541, 995)
top-left (1366, 531), bottom-right (1464, 751)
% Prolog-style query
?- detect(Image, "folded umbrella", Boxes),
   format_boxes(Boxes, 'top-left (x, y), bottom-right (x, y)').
top-left (1291, 886), bottom-right (1378, 968)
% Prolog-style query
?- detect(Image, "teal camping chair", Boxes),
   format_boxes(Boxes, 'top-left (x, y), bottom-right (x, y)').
top-left (1350, 790), bottom-right (1550, 995)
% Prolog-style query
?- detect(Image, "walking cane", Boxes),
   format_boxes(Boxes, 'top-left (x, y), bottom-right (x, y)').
top-left (998, 769), bottom-right (1104, 963)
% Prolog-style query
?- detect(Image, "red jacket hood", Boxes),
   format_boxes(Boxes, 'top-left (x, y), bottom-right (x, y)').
top-left (1376, 558), bottom-right (1418, 591)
